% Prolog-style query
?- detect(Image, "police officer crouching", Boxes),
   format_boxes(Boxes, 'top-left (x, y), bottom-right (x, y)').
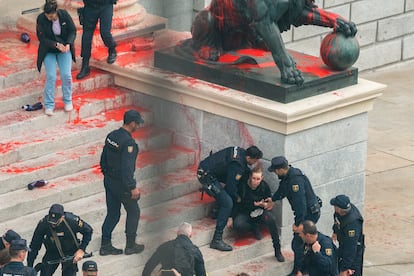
top-left (27, 204), bottom-right (93, 276)
top-left (331, 195), bottom-right (364, 276)
top-left (197, 146), bottom-right (263, 251)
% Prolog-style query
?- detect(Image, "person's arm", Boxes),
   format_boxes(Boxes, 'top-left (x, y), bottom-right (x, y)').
top-left (224, 162), bottom-right (244, 202)
top-left (121, 140), bottom-right (138, 191)
top-left (62, 10), bottom-right (76, 45)
top-left (194, 247), bottom-right (207, 276)
top-left (142, 245), bottom-right (163, 276)
top-left (290, 176), bottom-right (307, 226)
top-left (73, 215), bottom-right (93, 251)
top-left (310, 237), bottom-right (337, 274)
top-left (36, 15), bottom-right (58, 49)
top-left (27, 220), bottom-right (46, 267)
top-left (339, 222), bottom-right (362, 272)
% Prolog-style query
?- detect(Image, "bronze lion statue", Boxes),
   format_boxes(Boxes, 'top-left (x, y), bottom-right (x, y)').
top-left (191, 0), bottom-right (357, 85)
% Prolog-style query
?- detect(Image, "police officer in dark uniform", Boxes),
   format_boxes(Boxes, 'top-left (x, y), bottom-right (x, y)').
top-left (0, 239), bottom-right (36, 276)
top-left (27, 204), bottom-right (93, 276)
top-left (142, 222), bottom-right (206, 276)
top-left (298, 220), bottom-right (338, 276)
top-left (233, 166), bottom-right (285, 262)
top-left (76, 0), bottom-right (117, 80)
top-left (197, 145), bottom-right (263, 251)
top-left (267, 156), bottom-right (322, 276)
top-left (330, 195), bottom-right (364, 276)
top-left (0, 229), bottom-right (21, 267)
top-left (100, 109), bottom-right (145, 256)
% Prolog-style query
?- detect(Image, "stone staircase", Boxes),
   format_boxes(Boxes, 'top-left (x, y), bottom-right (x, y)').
top-left (0, 30), bottom-right (293, 275)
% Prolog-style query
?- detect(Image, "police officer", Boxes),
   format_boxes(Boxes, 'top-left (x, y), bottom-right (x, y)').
top-left (233, 166), bottom-right (285, 262)
top-left (267, 156), bottom-right (322, 276)
top-left (82, 260), bottom-right (98, 276)
top-left (298, 220), bottom-right (338, 276)
top-left (100, 109), bottom-right (145, 256)
top-left (330, 195), bottom-right (364, 276)
top-left (27, 204), bottom-right (93, 276)
top-left (76, 0), bottom-right (117, 80)
top-left (0, 229), bottom-right (21, 267)
top-left (142, 222), bottom-right (206, 276)
top-left (197, 145), bottom-right (263, 251)
top-left (0, 239), bottom-right (36, 276)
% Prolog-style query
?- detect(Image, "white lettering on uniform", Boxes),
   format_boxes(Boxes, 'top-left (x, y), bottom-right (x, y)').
top-left (107, 137), bottom-right (119, 148)
top-left (233, 146), bottom-right (238, 159)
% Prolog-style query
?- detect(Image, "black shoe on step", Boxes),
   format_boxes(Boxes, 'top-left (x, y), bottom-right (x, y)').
top-left (99, 244), bottom-right (123, 256)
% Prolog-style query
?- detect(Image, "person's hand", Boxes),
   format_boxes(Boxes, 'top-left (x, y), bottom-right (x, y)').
top-left (73, 249), bottom-right (84, 263)
top-left (312, 241), bottom-right (321, 253)
top-left (265, 199), bottom-right (274, 210)
top-left (131, 187), bottom-right (140, 200)
top-left (292, 223), bottom-right (298, 233)
top-left (64, 44), bottom-right (70, 52)
top-left (254, 199), bottom-right (264, 207)
top-left (332, 233), bottom-right (337, 242)
top-left (227, 217), bottom-right (233, 229)
top-left (171, 268), bottom-right (181, 276)
top-left (339, 269), bottom-right (355, 276)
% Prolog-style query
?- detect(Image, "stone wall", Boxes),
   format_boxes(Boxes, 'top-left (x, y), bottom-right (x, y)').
top-left (141, 0), bottom-right (414, 72)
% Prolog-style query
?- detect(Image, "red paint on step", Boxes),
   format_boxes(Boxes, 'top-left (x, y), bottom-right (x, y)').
top-left (1, 163), bottom-right (55, 173)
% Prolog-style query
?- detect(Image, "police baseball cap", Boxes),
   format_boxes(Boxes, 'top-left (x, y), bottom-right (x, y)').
top-left (124, 110), bottom-right (144, 125)
top-left (3, 229), bottom-right (21, 243)
top-left (267, 156), bottom-right (288, 172)
top-left (47, 203), bottom-right (64, 224)
top-left (10, 239), bottom-right (30, 251)
top-left (82, 260), bottom-right (98, 271)
top-left (330, 194), bottom-right (351, 210)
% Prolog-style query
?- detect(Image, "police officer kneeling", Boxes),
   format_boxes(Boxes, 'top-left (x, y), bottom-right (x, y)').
top-left (197, 146), bottom-right (263, 251)
top-left (0, 239), bottom-right (36, 276)
top-left (27, 204), bottom-right (93, 276)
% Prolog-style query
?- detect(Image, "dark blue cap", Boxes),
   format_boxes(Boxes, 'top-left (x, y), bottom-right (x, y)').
top-left (3, 229), bottom-right (21, 243)
top-left (124, 110), bottom-right (144, 124)
top-left (330, 194), bottom-right (351, 209)
top-left (268, 156), bottom-right (288, 172)
top-left (10, 239), bottom-right (30, 251)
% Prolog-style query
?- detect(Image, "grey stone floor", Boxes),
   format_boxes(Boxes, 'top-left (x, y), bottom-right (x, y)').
top-left (362, 61), bottom-right (414, 276)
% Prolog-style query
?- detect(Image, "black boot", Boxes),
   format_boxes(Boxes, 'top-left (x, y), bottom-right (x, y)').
top-left (76, 58), bottom-right (90, 80)
top-left (210, 230), bottom-right (232, 251)
top-left (107, 47), bottom-right (117, 64)
top-left (99, 239), bottom-right (123, 256)
top-left (125, 236), bottom-right (144, 255)
top-left (274, 244), bottom-right (285, 262)
top-left (253, 223), bottom-right (262, 240)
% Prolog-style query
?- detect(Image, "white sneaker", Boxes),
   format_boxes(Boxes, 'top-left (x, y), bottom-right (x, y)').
top-left (45, 109), bottom-right (54, 116)
top-left (64, 103), bottom-right (73, 112)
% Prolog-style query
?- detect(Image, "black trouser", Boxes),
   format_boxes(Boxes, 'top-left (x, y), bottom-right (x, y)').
top-left (80, 3), bottom-right (116, 59)
top-left (233, 210), bottom-right (280, 245)
top-left (102, 177), bottom-right (140, 241)
top-left (292, 211), bottom-right (321, 272)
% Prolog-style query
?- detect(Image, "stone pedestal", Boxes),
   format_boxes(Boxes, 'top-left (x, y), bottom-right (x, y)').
top-left (92, 41), bottom-right (385, 239)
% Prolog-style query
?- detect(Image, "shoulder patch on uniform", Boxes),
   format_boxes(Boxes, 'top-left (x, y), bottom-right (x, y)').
top-left (78, 219), bottom-right (83, 228)
top-left (348, 230), bottom-right (355, 237)
top-left (292, 184), bottom-right (299, 192)
top-left (128, 146), bottom-right (134, 153)
top-left (325, 248), bottom-right (332, 256)
top-left (235, 174), bottom-right (242, 181)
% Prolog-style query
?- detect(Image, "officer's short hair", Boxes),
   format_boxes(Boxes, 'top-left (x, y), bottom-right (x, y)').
top-left (301, 220), bottom-right (317, 235)
top-left (177, 222), bottom-right (192, 237)
top-left (246, 146), bottom-right (263, 159)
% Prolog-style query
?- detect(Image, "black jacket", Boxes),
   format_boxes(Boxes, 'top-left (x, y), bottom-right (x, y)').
top-left (36, 9), bottom-right (76, 72)
top-left (142, 235), bottom-right (206, 276)
top-left (27, 212), bottom-right (92, 267)
top-left (303, 232), bottom-right (338, 276)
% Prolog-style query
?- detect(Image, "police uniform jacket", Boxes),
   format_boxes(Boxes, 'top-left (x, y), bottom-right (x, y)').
top-left (36, 9), bottom-right (76, 72)
top-left (333, 204), bottom-right (364, 272)
top-left (27, 212), bottom-right (93, 267)
top-left (142, 234), bottom-right (206, 276)
top-left (271, 166), bottom-right (319, 226)
top-left (83, 0), bottom-right (116, 7)
top-left (236, 179), bottom-right (272, 215)
top-left (0, 261), bottom-right (37, 276)
top-left (303, 232), bottom-right (338, 276)
top-left (199, 146), bottom-right (249, 201)
top-left (100, 127), bottom-right (139, 195)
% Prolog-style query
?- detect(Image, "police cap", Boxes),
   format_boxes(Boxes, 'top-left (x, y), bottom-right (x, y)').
top-left (330, 194), bottom-right (351, 210)
top-left (267, 156), bottom-right (288, 172)
top-left (10, 239), bottom-right (30, 251)
top-left (3, 229), bottom-right (21, 243)
top-left (47, 203), bottom-right (64, 224)
top-left (82, 260), bottom-right (98, 271)
top-left (124, 110), bottom-right (144, 125)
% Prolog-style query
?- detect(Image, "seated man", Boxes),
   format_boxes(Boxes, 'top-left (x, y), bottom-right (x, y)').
top-left (232, 166), bottom-right (285, 262)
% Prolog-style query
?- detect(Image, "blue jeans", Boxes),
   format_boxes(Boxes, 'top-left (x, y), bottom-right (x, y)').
top-left (43, 52), bottom-right (72, 110)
